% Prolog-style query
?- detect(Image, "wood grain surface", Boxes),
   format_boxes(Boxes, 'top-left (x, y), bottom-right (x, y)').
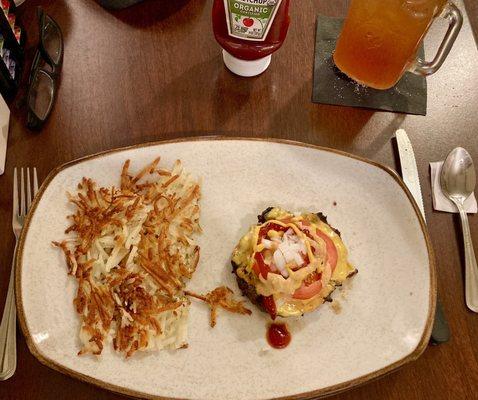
top-left (1, 0), bottom-right (477, 399)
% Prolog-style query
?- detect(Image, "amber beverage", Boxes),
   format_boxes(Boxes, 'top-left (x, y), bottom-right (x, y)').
top-left (333, 0), bottom-right (462, 90)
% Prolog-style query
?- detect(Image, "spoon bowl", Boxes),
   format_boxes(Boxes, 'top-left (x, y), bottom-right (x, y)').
top-left (440, 147), bottom-right (476, 203)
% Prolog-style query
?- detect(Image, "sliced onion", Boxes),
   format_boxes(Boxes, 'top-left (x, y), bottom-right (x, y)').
top-left (284, 228), bottom-right (295, 239)
top-left (273, 249), bottom-right (289, 278)
top-left (293, 252), bottom-right (304, 266)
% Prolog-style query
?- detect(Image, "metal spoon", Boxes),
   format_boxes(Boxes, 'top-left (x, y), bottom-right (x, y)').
top-left (440, 147), bottom-right (478, 312)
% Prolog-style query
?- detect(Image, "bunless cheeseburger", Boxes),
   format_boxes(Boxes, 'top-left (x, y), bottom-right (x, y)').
top-left (231, 207), bottom-right (357, 318)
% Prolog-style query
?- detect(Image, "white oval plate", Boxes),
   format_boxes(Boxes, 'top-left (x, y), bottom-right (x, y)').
top-left (16, 138), bottom-right (435, 400)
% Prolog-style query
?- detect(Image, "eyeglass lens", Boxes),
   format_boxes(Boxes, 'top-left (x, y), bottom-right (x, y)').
top-left (28, 70), bottom-right (54, 120)
top-left (42, 15), bottom-right (62, 65)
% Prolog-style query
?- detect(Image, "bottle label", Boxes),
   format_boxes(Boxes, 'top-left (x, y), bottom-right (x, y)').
top-left (223, 0), bottom-right (283, 42)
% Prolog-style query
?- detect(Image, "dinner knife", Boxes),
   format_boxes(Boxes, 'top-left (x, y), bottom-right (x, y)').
top-left (395, 129), bottom-right (450, 345)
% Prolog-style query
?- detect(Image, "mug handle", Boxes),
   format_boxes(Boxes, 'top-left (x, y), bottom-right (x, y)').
top-left (410, 2), bottom-right (463, 76)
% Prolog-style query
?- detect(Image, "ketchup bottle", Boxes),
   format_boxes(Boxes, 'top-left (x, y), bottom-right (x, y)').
top-left (212, 0), bottom-right (291, 77)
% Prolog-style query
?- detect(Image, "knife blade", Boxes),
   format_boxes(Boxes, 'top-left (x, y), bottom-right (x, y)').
top-left (395, 129), bottom-right (450, 344)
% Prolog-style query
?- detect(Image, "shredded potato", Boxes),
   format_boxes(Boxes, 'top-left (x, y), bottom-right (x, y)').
top-left (54, 157), bottom-right (200, 357)
top-left (185, 287), bottom-right (252, 328)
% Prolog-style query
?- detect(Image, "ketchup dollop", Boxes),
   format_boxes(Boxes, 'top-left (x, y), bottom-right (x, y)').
top-left (267, 323), bottom-right (291, 349)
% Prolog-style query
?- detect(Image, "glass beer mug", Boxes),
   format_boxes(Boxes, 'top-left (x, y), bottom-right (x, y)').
top-left (333, 0), bottom-right (463, 90)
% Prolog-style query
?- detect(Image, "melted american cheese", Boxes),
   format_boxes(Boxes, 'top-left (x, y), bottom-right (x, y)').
top-left (232, 209), bottom-right (356, 317)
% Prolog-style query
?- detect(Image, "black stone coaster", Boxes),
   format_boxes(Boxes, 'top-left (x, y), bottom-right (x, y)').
top-left (312, 15), bottom-right (427, 116)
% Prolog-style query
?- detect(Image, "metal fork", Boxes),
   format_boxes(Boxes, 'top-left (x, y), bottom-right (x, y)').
top-left (0, 168), bottom-right (39, 380)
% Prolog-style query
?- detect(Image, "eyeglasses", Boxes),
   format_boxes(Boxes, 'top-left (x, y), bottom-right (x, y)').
top-left (27, 8), bottom-right (63, 130)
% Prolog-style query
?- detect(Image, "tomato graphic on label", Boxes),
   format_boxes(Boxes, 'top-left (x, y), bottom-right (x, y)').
top-left (243, 18), bottom-right (254, 27)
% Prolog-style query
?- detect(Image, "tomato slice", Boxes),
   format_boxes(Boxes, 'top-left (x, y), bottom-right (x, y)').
top-left (315, 229), bottom-right (338, 271)
top-left (293, 280), bottom-right (323, 300)
top-left (303, 226), bottom-right (338, 271)
top-left (253, 251), bottom-right (269, 279)
top-left (258, 222), bottom-right (288, 243)
top-left (292, 272), bottom-right (323, 300)
top-left (302, 253), bottom-right (310, 266)
top-left (254, 222), bottom-right (289, 278)
top-left (291, 227), bottom-right (338, 300)
top-left (262, 295), bottom-right (277, 320)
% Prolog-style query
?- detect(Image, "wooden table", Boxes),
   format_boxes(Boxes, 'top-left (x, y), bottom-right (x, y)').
top-left (1, 0), bottom-right (477, 399)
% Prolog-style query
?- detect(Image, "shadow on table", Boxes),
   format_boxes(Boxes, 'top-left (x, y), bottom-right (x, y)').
top-left (125, 60), bottom-right (393, 149)
top-left (212, 65), bottom-right (276, 130)
top-left (91, 0), bottom-right (206, 28)
top-left (129, 55), bottom-right (273, 141)
top-left (268, 80), bottom-right (375, 147)
top-left (269, 79), bottom-right (409, 159)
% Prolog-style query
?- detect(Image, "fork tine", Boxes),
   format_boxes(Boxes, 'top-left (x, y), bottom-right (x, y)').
top-left (12, 168), bottom-right (18, 218)
top-left (33, 168), bottom-right (39, 196)
top-left (20, 168), bottom-right (25, 216)
top-left (26, 168), bottom-right (32, 211)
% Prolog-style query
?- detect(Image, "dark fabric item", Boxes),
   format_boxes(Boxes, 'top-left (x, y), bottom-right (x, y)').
top-left (98, 0), bottom-right (144, 9)
top-left (312, 15), bottom-right (427, 116)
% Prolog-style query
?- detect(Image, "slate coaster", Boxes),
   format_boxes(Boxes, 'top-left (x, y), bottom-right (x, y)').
top-left (312, 15), bottom-right (427, 115)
